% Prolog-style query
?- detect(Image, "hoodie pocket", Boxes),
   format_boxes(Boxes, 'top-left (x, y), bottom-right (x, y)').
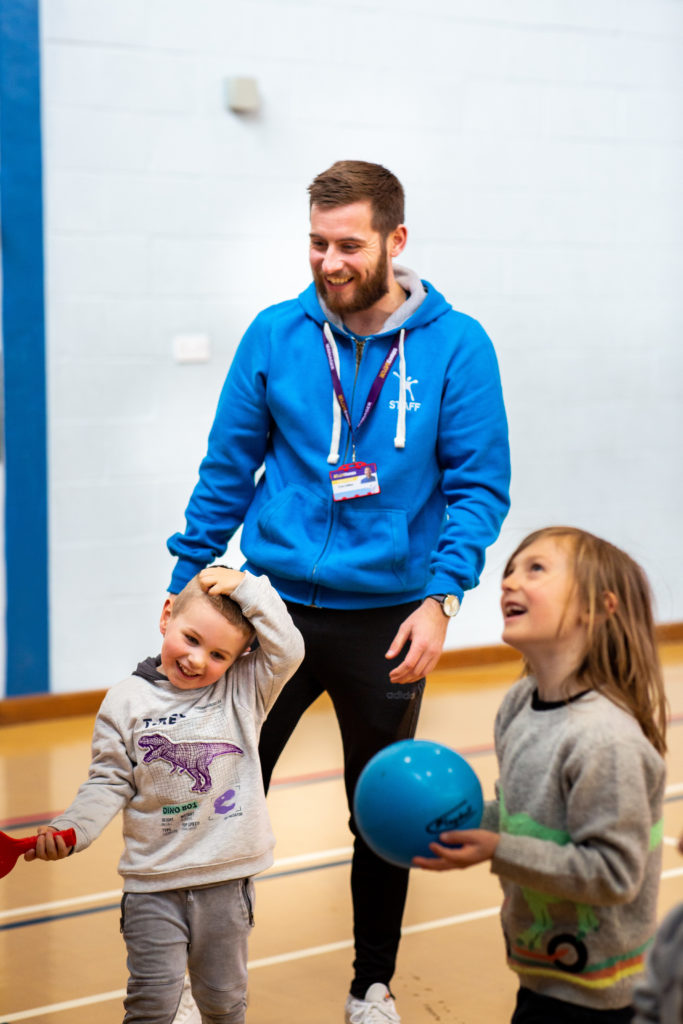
top-left (243, 485), bottom-right (421, 593)
top-left (319, 502), bottom-right (417, 592)
top-left (242, 484), bottom-right (330, 579)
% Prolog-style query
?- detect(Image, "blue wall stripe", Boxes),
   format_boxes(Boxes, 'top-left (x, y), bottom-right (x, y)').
top-left (0, 0), bottom-right (50, 696)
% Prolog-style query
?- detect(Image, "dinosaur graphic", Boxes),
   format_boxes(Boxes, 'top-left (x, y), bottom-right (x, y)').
top-left (517, 886), bottom-right (599, 950)
top-left (138, 733), bottom-right (243, 793)
top-left (497, 790), bottom-right (600, 951)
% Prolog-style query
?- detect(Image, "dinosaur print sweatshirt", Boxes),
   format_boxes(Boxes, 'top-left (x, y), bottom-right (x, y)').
top-left (50, 573), bottom-right (304, 892)
top-left (480, 677), bottom-right (665, 1011)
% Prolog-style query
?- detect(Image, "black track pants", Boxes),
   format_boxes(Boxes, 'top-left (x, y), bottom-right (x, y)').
top-left (258, 601), bottom-right (425, 998)
top-left (512, 988), bottom-right (634, 1023)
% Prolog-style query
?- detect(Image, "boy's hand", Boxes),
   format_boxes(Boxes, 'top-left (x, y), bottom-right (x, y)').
top-left (199, 566), bottom-right (245, 597)
top-left (24, 826), bottom-right (73, 862)
top-left (412, 829), bottom-right (499, 871)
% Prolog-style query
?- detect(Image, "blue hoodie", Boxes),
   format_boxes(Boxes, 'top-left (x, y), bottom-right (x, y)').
top-left (168, 271), bottom-right (510, 609)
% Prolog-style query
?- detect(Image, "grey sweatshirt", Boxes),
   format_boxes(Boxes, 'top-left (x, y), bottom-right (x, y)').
top-left (482, 677), bottom-right (665, 1011)
top-left (50, 573), bottom-right (304, 892)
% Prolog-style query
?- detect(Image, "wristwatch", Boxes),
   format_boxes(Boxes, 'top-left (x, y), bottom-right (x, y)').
top-left (427, 594), bottom-right (460, 618)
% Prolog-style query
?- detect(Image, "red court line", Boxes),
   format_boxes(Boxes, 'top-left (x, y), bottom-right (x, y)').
top-left (4, 716), bottom-right (682, 830)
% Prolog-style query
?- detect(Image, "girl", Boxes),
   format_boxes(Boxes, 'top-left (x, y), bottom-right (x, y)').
top-left (415, 526), bottom-right (668, 1023)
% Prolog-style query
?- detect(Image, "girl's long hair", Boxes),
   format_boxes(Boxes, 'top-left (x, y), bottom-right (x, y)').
top-left (505, 526), bottom-right (667, 755)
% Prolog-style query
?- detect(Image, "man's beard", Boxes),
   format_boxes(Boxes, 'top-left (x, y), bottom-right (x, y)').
top-left (314, 242), bottom-right (389, 317)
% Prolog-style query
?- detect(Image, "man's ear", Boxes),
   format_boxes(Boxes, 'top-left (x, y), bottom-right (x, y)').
top-left (603, 591), bottom-right (618, 616)
top-left (389, 224), bottom-right (408, 259)
top-left (160, 598), bottom-right (173, 636)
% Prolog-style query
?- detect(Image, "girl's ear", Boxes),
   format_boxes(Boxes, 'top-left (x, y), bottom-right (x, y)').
top-left (603, 591), bottom-right (618, 616)
top-left (160, 598), bottom-right (173, 636)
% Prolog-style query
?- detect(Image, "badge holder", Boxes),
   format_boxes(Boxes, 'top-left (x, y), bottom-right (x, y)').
top-left (330, 462), bottom-right (380, 502)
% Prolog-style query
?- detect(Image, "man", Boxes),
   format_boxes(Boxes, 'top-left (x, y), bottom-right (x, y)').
top-left (168, 160), bottom-right (510, 1023)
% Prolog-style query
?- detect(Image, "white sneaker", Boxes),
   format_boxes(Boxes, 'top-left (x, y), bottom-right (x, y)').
top-left (173, 974), bottom-right (202, 1024)
top-left (344, 983), bottom-right (401, 1023)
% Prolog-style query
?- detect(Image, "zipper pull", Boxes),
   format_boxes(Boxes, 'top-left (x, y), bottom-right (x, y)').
top-left (354, 337), bottom-right (365, 372)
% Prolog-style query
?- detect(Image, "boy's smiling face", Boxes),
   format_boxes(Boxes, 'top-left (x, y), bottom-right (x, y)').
top-left (159, 596), bottom-right (250, 690)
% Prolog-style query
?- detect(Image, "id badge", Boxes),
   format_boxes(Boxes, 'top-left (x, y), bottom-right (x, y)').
top-left (329, 462), bottom-right (380, 502)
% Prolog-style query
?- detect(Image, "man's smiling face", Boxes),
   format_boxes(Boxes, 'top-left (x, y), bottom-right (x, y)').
top-left (309, 200), bottom-right (390, 317)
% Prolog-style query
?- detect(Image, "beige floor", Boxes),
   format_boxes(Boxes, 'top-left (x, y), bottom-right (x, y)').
top-left (2, 649), bottom-right (683, 1023)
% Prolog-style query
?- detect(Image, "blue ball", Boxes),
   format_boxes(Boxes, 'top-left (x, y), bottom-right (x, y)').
top-left (353, 739), bottom-right (483, 868)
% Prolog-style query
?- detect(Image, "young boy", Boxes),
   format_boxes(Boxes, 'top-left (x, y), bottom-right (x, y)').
top-left (26, 566), bottom-right (304, 1024)
top-left (632, 830), bottom-right (683, 1023)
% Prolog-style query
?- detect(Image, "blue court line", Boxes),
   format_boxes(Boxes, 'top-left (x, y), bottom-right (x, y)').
top-left (0, 859), bottom-right (353, 932)
top-left (0, 902), bottom-right (122, 932)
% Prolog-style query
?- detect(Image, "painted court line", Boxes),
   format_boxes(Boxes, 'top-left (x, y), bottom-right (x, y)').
top-left (4, 826), bottom-right (682, 925)
top-left (247, 906), bottom-right (501, 968)
top-left (268, 844), bottom-right (352, 868)
top-left (0, 889), bottom-right (122, 923)
top-left (662, 865), bottom-right (683, 880)
top-left (0, 848), bottom-right (353, 924)
top-left (3, 870), bottom-right (683, 1019)
top-left (5, 749), bottom-right (683, 833)
top-left (0, 907), bottom-right (501, 1021)
top-left (0, 990), bottom-right (127, 1022)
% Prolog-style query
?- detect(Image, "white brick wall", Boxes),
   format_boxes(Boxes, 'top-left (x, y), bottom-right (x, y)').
top-left (33, 0), bottom-right (683, 693)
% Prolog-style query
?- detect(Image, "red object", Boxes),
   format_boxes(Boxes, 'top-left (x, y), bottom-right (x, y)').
top-left (0, 827), bottom-right (76, 878)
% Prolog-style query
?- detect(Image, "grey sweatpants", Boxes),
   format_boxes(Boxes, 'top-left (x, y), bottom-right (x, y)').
top-left (120, 879), bottom-right (255, 1024)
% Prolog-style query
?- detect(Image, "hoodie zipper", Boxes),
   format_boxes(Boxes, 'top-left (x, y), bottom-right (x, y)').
top-left (344, 336), bottom-right (366, 462)
top-left (311, 332), bottom-right (368, 603)
top-left (354, 336), bottom-right (366, 371)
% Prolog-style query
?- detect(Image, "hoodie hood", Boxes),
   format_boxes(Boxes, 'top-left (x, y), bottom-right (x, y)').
top-left (133, 655), bottom-right (166, 683)
top-left (299, 265), bottom-right (454, 463)
top-left (298, 263), bottom-right (452, 336)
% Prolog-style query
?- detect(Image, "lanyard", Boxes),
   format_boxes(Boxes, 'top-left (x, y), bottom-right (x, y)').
top-left (322, 327), bottom-right (400, 457)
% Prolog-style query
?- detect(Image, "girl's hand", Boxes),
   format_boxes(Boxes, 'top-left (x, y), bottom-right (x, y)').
top-left (199, 567), bottom-right (245, 597)
top-left (24, 826), bottom-right (73, 862)
top-left (412, 829), bottom-right (499, 871)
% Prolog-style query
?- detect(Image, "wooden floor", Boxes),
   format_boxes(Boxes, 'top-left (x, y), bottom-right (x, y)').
top-left (2, 647), bottom-right (683, 1023)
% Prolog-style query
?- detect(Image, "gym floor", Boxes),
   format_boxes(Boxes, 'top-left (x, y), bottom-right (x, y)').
top-left (2, 647), bottom-right (683, 1023)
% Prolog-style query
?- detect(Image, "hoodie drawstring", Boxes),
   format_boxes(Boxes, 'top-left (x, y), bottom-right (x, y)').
top-left (393, 328), bottom-right (406, 449)
top-left (324, 323), bottom-right (407, 463)
top-left (324, 322), bottom-right (343, 464)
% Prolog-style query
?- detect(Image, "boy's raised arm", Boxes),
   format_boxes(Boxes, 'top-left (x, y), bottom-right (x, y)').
top-left (227, 572), bottom-right (304, 700)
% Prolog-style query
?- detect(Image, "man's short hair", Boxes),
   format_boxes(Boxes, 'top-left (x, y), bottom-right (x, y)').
top-left (172, 576), bottom-right (254, 641)
top-left (308, 160), bottom-right (405, 236)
